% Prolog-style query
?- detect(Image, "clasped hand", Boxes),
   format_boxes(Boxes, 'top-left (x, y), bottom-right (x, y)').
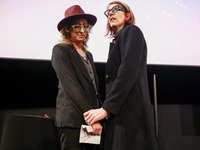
top-left (84, 108), bottom-right (108, 135)
top-left (84, 108), bottom-right (108, 134)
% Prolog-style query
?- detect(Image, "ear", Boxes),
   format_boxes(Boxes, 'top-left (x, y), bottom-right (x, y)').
top-left (125, 12), bottom-right (131, 21)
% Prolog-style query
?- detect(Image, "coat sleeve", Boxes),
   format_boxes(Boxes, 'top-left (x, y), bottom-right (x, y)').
top-left (102, 25), bottom-right (146, 115)
top-left (51, 44), bottom-right (93, 115)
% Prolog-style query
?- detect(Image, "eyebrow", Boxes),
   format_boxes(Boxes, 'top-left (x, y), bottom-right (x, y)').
top-left (72, 22), bottom-right (87, 25)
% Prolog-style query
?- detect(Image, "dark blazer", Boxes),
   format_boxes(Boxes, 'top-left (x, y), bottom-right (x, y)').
top-left (102, 25), bottom-right (156, 150)
top-left (51, 43), bottom-right (101, 128)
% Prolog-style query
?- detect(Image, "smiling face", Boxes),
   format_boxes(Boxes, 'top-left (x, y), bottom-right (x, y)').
top-left (69, 18), bottom-right (88, 45)
top-left (108, 4), bottom-right (127, 33)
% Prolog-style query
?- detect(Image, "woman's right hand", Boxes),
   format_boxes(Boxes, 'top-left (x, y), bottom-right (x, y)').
top-left (84, 108), bottom-right (108, 125)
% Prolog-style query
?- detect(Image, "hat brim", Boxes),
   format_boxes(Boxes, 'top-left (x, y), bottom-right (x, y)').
top-left (57, 14), bottom-right (97, 31)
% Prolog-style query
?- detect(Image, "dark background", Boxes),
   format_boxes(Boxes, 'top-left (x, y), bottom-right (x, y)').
top-left (0, 58), bottom-right (200, 149)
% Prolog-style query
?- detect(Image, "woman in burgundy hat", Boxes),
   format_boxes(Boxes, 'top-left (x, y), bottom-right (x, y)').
top-left (51, 5), bottom-right (103, 150)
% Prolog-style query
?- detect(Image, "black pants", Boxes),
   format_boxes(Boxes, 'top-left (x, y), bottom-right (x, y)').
top-left (59, 128), bottom-right (100, 150)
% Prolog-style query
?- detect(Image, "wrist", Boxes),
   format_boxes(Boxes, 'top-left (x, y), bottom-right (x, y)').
top-left (101, 107), bottom-right (108, 119)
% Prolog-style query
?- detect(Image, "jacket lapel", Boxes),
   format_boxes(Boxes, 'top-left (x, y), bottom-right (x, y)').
top-left (70, 46), bottom-right (92, 84)
top-left (87, 53), bottom-right (99, 87)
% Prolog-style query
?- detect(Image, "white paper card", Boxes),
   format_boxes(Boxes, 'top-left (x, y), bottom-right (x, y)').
top-left (79, 125), bottom-right (101, 144)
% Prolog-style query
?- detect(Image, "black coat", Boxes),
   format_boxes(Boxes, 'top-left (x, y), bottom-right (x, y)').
top-left (102, 25), bottom-right (156, 150)
top-left (51, 43), bottom-right (101, 128)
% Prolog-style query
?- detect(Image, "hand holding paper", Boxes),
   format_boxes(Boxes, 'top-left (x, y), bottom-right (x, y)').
top-left (79, 125), bottom-right (101, 144)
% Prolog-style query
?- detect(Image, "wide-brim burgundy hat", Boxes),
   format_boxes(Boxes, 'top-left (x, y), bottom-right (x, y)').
top-left (57, 5), bottom-right (97, 31)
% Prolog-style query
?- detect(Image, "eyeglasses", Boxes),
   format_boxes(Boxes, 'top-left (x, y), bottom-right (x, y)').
top-left (104, 5), bottom-right (127, 17)
top-left (71, 25), bottom-right (91, 32)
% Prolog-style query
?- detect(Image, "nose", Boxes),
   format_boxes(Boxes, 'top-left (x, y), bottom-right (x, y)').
top-left (80, 27), bottom-right (85, 32)
top-left (109, 11), bottom-right (114, 17)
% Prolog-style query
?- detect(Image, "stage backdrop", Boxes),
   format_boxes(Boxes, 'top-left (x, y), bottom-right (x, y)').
top-left (0, 0), bottom-right (200, 66)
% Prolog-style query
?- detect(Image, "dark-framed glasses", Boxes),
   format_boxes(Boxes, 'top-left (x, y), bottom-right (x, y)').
top-left (71, 25), bottom-right (91, 32)
top-left (104, 5), bottom-right (127, 17)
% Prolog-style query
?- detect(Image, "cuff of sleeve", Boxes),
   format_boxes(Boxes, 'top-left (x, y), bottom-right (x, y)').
top-left (101, 107), bottom-right (110, 120)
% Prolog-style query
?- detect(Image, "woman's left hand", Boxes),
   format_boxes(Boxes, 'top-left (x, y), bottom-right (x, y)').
top-left (91, 122), bottom-right (103, 135)
top-left (84, 108), bottom-right (108, 125)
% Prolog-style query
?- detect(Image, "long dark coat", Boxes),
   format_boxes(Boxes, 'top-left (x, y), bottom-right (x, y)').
top-left (51, 43), bottom-right (101, 128)
top-left (102, 25), bottom-right (156, 150)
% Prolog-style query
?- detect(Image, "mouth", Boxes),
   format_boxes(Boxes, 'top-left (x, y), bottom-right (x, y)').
top-left (78, 36), bottom-right (85, 38)
top-left (109, 17), bottom-right (116, 23)
top-left (77, 33), bottom-right (85, 38)
top-left (78, 36), bottom-right (86, 40)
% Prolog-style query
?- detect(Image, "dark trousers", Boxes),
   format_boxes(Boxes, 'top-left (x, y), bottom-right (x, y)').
top-left (59, 128), bottom-right (100, 150)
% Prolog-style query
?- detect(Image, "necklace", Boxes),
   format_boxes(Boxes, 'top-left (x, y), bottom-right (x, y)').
top-left (77, 50), bottom-right (86, 58)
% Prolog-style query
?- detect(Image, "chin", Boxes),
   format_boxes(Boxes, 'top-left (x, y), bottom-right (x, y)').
top-left (110, 23), bottom-right (116, 28)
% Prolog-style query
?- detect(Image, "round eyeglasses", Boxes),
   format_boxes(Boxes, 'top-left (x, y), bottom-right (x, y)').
top-left (71, 25), bottom-right (91, 32)
top-left (104, 5), bottom-right (127, 17)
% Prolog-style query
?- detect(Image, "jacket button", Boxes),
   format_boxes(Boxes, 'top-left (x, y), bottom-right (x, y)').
top-left (106, 75), bottom-right (109, 78)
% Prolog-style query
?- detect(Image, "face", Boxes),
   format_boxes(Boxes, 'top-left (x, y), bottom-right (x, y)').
top-left (107, 4), bottom-right (126, 33)
top-left (69, 19), bottom-right (89, 44)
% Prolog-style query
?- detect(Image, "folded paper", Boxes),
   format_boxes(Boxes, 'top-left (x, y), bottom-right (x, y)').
top-left (79, 125), bottom-right (101, 144)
